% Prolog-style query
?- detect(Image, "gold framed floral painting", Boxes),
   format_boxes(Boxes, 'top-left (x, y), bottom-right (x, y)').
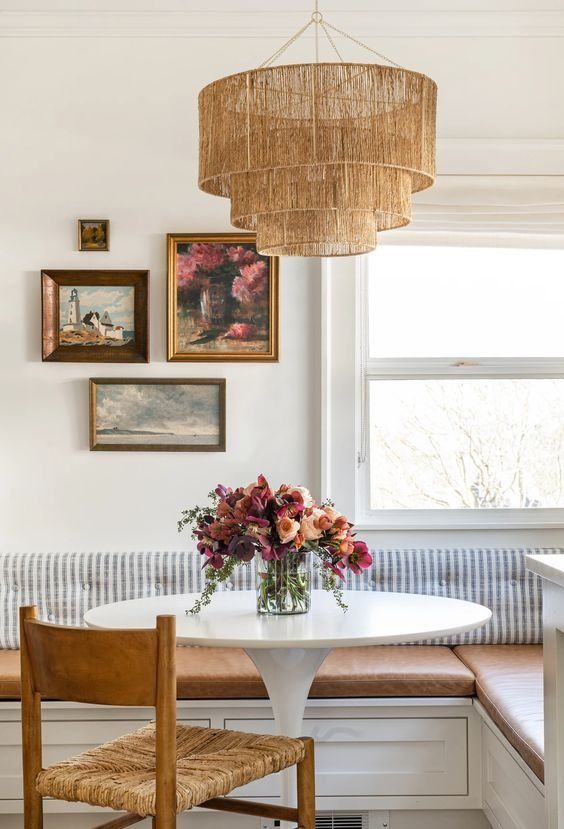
top-left (167, 233), bottom-right (279, 362)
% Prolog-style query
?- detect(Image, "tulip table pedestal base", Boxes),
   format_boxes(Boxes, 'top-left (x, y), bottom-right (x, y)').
top-left (245, 645), bottom-right (330, 815)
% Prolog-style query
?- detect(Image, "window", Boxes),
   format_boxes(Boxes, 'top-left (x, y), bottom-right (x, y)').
top-left (356, 244), bottom-right (564, 527)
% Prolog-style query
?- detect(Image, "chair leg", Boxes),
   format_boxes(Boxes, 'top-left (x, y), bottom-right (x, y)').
top-left (296, 737), bottom-right (315, 829)
top-left (23, 790), bottom-right (43, 829)
top-left (153, 817), bottom-right (175, 829)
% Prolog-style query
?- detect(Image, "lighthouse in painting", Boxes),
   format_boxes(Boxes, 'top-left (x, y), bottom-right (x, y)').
top-left (64, 288), bottom-right (82, 331)
top-left (59, 285), bottom-right (130, 345)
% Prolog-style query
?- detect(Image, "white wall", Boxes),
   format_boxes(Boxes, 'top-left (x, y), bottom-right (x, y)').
top-left (0, 36), bottom-right (321, 552)
top-left (1, 3), bottom-right (562, 552)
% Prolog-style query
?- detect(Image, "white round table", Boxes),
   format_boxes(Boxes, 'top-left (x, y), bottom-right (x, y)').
top-left (85, 589), bottom-right (490, 813)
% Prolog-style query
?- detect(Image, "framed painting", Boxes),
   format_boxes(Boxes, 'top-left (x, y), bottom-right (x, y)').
top-left (89, 378), bottom-right (226, 452)
top-left (78, 219), bottom-right (110, 251)
top-left (167, 233), bottom-right (279, 362)
top-left (42, 270), bottom-right (149, 363)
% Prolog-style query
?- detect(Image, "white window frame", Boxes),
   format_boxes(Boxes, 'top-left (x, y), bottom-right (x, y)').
top-left (322, 243), bottom-right (564, 531)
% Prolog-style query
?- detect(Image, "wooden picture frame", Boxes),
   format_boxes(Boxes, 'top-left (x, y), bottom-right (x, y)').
top-left (78, 219), bottom-right (110, 251)
top-left (167, 233), bottom-right (279, 362)
top-left (89, 378), bottom-right (226, 452)
top-left (42, 270), bottom-right (149, 363)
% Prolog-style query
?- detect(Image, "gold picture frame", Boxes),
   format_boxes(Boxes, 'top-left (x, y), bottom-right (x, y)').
top-left (78, 219), bottom-right (110, 252)
top-left (167, 233), bottom-right (279, 362)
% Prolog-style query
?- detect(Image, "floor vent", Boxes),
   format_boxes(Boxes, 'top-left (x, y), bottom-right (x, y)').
top-left (315, 812), bottom-right (369, 829)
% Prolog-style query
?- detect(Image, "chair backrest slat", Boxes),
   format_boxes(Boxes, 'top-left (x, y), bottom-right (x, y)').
top-left (21, 611), bottom-right (168, 707)
top-left (20, 607), bottom-right (178, 828)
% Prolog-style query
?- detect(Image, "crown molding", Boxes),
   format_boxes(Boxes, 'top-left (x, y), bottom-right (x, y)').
top-left (0, 10), bottom-right (563, 38)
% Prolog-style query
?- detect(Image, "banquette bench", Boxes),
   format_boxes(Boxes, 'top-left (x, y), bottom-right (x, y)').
top-left (0, 549), bottom-right (555, 829)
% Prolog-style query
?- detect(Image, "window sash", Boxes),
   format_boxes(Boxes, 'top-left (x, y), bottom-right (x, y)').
top-left (355, 255), bottom-right (564, 529)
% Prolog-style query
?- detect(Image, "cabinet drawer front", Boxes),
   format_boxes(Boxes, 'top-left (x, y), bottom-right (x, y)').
top-left (225, 717), bottom-right (468, 798)
top-left (0, 718), bottom-right (210, 801)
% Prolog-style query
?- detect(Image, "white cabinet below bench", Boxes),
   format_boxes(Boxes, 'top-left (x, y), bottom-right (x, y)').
top-left (480, 716), bottom-right (545, 829)
top-left (228, 716), bottom-right (468, 798)
top-left (0, 698), bottom-right (482, 814)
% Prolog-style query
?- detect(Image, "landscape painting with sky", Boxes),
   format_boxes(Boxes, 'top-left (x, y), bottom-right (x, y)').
top-left (94, 382), bottom-right (221, 447)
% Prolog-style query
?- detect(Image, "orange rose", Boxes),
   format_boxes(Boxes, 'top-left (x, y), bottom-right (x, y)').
top-left (324, 507), bottom-right (341, 523)
top-left (339, 539), bottom-right (355, 555)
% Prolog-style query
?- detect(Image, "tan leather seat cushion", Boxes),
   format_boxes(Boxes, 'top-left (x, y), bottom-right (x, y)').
top-left (454, 644), bottom-right (544, 782)
top-left (0, 645), bottom-right (474, 700)
top-left (0, 650), bottom-right (20, 699)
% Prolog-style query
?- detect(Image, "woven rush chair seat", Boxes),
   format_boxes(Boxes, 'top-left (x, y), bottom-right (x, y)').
top-left (36, 723), bottom-right (305, 816)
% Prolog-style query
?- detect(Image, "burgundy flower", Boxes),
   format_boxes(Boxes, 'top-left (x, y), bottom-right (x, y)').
top-left (233, 495), bottom-right (252, 520)
top-left (342, 541), bottom-right (373, 575)
top-left (215, 484), bottom-right (233, 501)
top-left (197, 543), bottom-right (225, 571)
top-left (325, 561), bottom-right (346, 580)
top-left (277, 502), bottom-right (303, 520)
top-left (207, 520), bottom-right (239, 542)
top-left (227, 535), bottom-right (256, 562)
top-left (216, 501), bottom-right (232, 518)
top-left (261, 543), bottom-right (290, 561)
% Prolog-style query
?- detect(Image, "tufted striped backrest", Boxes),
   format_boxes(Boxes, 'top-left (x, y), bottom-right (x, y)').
top-left (0, 548), bottom-right (560, 648)
top-left (362, 548), bottom-right (560, 646)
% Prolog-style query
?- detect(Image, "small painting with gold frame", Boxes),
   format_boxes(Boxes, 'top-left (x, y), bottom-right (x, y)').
top-left (167, 233), bottom-right (279, 362)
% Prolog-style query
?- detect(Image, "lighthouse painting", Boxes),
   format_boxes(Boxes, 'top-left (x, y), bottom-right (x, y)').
top-left (42, 270), bottom-right (149, 363)
top-left (59, 285), bottom-right (134, 347)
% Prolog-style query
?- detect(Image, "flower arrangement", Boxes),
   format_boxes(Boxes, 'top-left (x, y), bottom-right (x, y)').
top-left (179, 475), bottom-right (373, 615)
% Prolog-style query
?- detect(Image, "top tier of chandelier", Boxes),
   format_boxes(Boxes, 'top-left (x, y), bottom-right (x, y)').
top-left (198, 8), bottom-right (437, 257)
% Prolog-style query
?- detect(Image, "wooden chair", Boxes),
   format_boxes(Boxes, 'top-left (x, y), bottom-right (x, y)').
top-left (20, 606), bottom-right (315, 829)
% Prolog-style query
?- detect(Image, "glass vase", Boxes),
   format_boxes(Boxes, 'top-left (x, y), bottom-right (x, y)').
top-left (256, 550), bottom-right (312, 615)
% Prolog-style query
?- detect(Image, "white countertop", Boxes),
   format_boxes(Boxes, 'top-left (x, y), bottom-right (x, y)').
top-left (527, 553), bottom-right (564, 588)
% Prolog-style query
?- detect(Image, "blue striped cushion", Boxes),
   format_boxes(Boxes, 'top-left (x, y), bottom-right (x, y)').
top-left (0, 548), bottom-right (560, 649)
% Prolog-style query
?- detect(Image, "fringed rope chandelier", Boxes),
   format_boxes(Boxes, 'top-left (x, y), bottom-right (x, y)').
top-left (198, 3), bottom-right (437, 257)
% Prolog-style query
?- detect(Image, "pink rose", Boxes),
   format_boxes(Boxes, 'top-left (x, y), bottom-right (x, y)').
top-left (300, 513), bottom-right (323, 541)
top-left (277, 517), bottom-right (300, 544)
top-left (315, 512), bottom-right (333, 531)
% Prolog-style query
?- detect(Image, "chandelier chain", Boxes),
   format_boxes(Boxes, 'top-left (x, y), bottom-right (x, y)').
top-left (259, 18), bottom-right (314, 68)
top-left (320, 21), bottom-right (345, 63)
top-left (323, 21), bottom-right (403, 69)
top-left (258, 1), bottom-right (404, 69)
